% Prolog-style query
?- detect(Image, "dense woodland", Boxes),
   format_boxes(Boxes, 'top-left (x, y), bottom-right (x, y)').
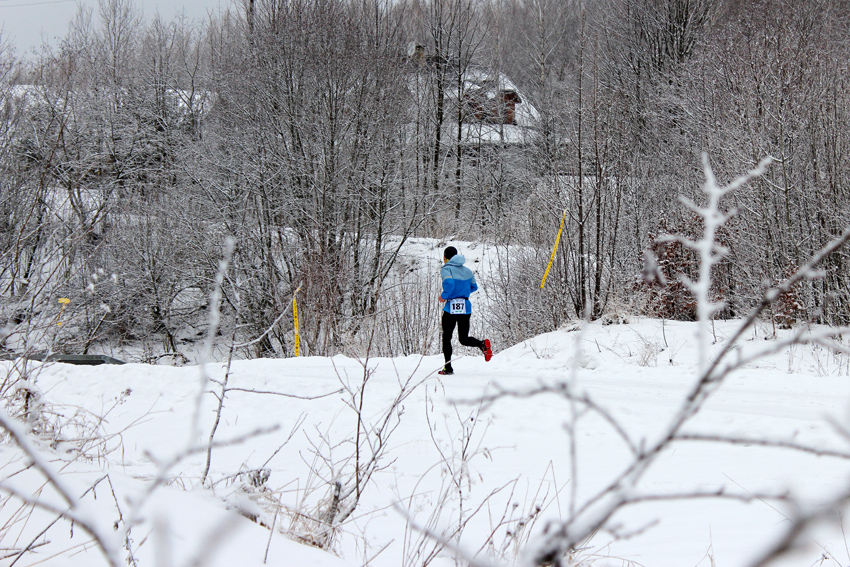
top-left (1, 0), bottom-right (849, 360)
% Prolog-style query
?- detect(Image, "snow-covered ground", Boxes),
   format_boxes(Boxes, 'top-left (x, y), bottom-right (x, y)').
top-left (2, 317), bottom-right (850, 567)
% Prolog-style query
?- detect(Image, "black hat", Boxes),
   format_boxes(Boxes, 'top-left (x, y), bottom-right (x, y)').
top-left (443, 246), bottom-right (457, 260)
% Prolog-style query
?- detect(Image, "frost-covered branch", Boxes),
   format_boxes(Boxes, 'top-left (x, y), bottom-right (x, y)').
top-left (191, 236), bottom-right (235, 447)
top-left (675, 154), bottom-right (771, 373)
top-left (675, 433), bottom-right (850, 459)
top-left (0, 407), bottom-right (122, 567)
top-left (225, 386), bottom-right (344, 400)
top-left (299, 356), bottom-right (433, 550)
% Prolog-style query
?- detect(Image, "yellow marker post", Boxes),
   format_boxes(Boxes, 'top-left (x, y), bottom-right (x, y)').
top-left (57, 298), bottom-right (70, 325)
top-left (540, 208), bottom-right (567, 289)
top-left (292, 292), bottom-right (300, 357)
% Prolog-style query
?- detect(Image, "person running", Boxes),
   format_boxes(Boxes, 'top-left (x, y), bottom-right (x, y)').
top-left (438, 246), bottom-right (492, 375)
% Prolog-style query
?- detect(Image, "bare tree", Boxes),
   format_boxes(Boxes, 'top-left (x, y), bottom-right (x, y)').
top-left (193, 0), bottom-right (425, 357)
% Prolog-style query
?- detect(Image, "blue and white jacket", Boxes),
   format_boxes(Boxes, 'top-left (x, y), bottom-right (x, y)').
top-left (440, 255), bottom-right (478, 314)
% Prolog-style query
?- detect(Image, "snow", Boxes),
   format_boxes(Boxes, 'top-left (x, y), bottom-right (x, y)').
top-left (2, 317), bottom-right (850, 567)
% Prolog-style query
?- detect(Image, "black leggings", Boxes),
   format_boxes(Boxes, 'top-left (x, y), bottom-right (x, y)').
top-left (442, 312), bottom-right (485, 363)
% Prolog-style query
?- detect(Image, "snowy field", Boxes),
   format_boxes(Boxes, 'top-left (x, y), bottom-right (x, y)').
top-left (2, 317), bottom-right (850, 567)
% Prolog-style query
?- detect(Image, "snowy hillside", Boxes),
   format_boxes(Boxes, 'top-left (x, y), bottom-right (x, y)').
top-left (2, 318), bottom-right (850, 567)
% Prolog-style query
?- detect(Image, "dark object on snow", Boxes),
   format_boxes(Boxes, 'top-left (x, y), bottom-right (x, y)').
top-left (0, 353), bottom-right (126, 365)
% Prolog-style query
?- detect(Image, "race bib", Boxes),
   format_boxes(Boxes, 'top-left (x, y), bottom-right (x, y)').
top-left (449, 298), bottom-right (466, 314)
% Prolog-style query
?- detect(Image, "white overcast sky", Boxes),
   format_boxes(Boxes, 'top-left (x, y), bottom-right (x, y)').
top-left (1, 0), bottom-right (226, 58)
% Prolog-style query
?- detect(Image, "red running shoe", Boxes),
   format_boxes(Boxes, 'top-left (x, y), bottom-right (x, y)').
top-left (483, 339), bottom-right (492, 362)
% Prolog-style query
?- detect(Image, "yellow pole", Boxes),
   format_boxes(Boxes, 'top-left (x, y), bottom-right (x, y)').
top-left (540, 208), bottom-right (567, 289)
top-left (57, 298), bottom-right (70, 325)
top-left (292, 292), bottom-right (300, 357)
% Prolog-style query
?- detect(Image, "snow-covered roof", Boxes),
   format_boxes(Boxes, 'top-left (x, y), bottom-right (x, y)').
top-left (442, 65), bottom-right (538, 146)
